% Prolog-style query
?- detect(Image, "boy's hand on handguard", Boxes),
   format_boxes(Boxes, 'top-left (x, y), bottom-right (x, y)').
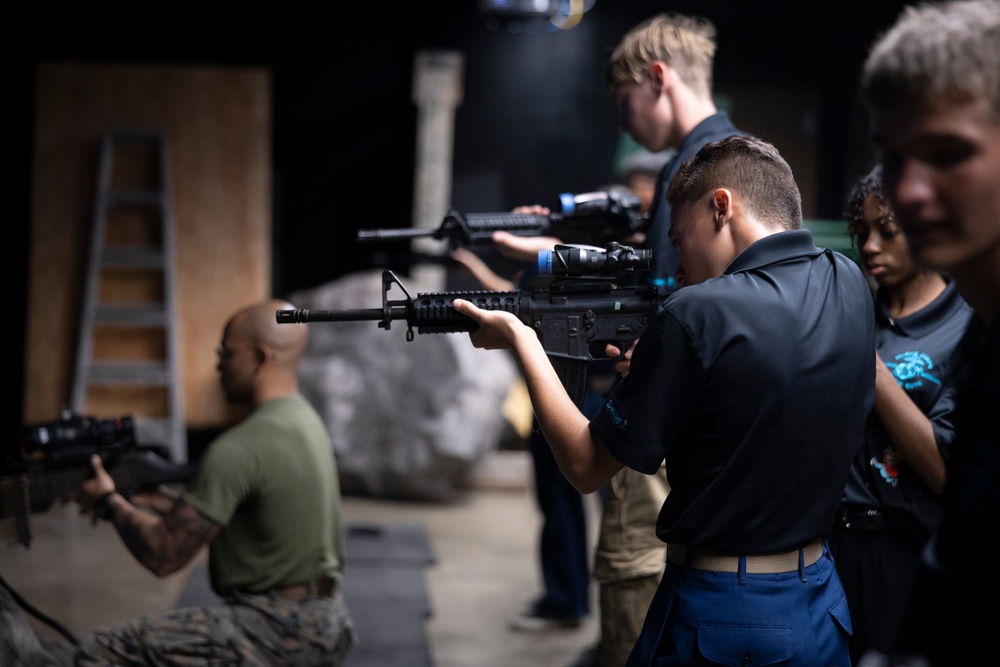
top-left (452, 298), bottom-right (525, 351)
top-left (512, 205), bottom-right (550, 216)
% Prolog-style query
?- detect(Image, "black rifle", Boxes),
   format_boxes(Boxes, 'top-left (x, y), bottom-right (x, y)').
top-left (277, 243), bottom-right (667, 405)
top-left (0, 410), bottom-right (198, 548)
top-left (356, 190), bottom-right (649, 249)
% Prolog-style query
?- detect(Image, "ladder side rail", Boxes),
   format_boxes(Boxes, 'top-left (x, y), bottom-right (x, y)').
top-left (158, 133), bottom-right (187, 463)
top-left (71, 133), bottom-right (117, 413)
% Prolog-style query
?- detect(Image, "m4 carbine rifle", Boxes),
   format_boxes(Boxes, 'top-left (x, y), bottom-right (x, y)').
top-left (356, 189), bottom-right (649, 249)
top-left (277, 243), bottom-right (667, 404)
top-left (0, 410), bottom-right (198, 548)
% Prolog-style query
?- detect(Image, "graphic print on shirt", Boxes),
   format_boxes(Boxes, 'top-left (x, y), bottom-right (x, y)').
top-left (871, 445), bottom-right (903, 486)
top-left (604, 399), bottom-right (629, 432)
top-left (870, 350), bottom-right (941, 486)
top-left (885, 350), bottom-right (941, 391)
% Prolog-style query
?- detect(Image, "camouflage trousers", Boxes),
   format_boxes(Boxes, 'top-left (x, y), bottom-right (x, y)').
top-left (74, 588), bottom-right (355, 667)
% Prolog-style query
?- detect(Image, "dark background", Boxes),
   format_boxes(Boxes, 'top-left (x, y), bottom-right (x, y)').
top-left (12, 0), bottom-right (910, 436)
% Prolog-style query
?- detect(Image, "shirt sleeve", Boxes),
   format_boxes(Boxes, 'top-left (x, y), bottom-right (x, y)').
top-left (927, 371), bottom-right (963, 465)
top-left (930, 324), bottom-right (977, 465)
top-left (589, 305), bottom-right (705, 474)
top-left (181, 430), bottom-right (257, 526)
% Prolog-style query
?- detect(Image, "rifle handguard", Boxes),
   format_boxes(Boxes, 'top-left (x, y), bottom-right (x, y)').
top-left (407, 291), bottom-right (520, 334)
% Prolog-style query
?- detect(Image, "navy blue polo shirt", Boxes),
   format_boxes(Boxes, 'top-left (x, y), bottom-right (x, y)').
top-left (841, 278), bottom-right (973, 543)
top-left (590, 229), bottom-right (876, 553)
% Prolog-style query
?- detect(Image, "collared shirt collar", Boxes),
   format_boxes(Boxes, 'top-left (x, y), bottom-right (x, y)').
top-left (875, 278), bottom-right (967, 338)
top-left (725, 229), bottom-right (822, 276)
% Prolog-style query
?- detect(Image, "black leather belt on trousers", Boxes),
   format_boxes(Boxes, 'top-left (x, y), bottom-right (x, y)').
top-left (837, 507), bottom-right (890, 531)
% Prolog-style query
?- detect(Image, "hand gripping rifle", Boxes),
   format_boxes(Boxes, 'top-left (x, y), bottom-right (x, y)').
top-left (356, 190), bottom-right (649, 250)
top-left (276, 242), bottom-right (667, 406)
top-left (0, 410), bottom-right (198, 548)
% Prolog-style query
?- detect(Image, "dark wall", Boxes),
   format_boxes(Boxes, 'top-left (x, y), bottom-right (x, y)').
top-left (12, 0), bottom-right (909, 438)
top-left (271, 0), bottom-right (910, 295)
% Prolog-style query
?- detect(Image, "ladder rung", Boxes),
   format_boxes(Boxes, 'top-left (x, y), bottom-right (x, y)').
top-left (85, 361), bottom-right (172, 385)
top-left (94, 305), bottom-right (168, 327)
top-left (101, 246), bottom-right (165, 269)
top-left (108, 190), bottom-right (164, 207)
top-left (110, 128), bottom-right (165, 143)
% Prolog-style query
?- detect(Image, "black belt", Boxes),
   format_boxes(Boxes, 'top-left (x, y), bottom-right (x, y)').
top-left (837, 507), bottom-right (890, 531)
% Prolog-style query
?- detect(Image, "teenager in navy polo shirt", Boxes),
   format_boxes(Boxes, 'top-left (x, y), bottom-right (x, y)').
top-left (453, 135), bottom-right (875, 666)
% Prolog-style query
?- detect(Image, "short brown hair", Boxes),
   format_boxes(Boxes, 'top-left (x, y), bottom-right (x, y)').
top-left (667, 136), bottom-right (802, 231)
top-left (605, 13), bottom-right (717, 98)
top-left (862, 0), bottom-right (1000, 118)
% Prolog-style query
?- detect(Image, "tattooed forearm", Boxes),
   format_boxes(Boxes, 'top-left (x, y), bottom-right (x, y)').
top-left (107, 494), bottom-right (222, 576)
top-left (160, 502), bottom-right (223, 570)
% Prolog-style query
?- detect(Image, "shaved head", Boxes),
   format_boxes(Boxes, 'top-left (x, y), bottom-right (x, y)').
top-left (218, 299), bottom-right (308, 405)
top-left (228, 299), bottom-right (308, 368)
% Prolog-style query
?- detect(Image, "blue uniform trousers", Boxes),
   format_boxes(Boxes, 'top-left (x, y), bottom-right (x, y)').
top-left (626, 544), bottom-right (852, 666)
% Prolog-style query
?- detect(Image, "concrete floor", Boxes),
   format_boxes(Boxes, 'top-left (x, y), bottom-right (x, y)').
top-left (0, 449), bottom-right (602, 667)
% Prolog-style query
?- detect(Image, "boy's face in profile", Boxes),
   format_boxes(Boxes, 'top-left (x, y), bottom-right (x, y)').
top-left (614, 79), bottom-right (670, 154)
top-left (668, 190), bottom-right (734, 286)
top-left (612, 62), bottom-right (684, 155)
top-left (871, 96), bottom-right (1000, 275)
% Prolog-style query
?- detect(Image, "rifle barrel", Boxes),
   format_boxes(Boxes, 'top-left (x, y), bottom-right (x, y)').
top-left (276, 307), bottom-right (408, 324)
top-left (357, 228), bottom-right (434, 243)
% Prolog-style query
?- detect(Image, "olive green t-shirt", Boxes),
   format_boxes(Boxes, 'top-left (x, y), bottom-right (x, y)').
top-left (182, 394), bottom-right (344, 596)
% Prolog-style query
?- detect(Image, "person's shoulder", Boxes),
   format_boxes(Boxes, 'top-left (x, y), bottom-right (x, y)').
top-left (819, 246), bottom-right (868, 284)
top-left (279, 394), bottom-right (326, 423)
top-left (204, 397), bottom-right (325, 458)
top-left (258, 395), bottom-right (331, 442)
top-left (199, 421), bottom-right (254, 470)
top-left (205, 400), bottom-right (287, 449)
top-left (703, 111), bottom-right (749, 141)
top-left (815, 250), bottom-right (875, 314)
top-left (943, 278), bottom-right (975, 317)
top-left (661, 277), bottom-right (742, 321)
top-left (255, 394), bottom-right (313, 417)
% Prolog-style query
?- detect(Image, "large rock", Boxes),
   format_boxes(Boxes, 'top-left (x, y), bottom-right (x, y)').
top-left (289, 270), bottom-right (519, 500)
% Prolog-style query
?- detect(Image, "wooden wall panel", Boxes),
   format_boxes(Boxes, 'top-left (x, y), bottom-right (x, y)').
top-left (25, 62), bottom-right (271, 430)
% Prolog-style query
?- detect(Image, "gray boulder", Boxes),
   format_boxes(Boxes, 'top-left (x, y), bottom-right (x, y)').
top-left (290, 270), bottom-right (519, 500)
